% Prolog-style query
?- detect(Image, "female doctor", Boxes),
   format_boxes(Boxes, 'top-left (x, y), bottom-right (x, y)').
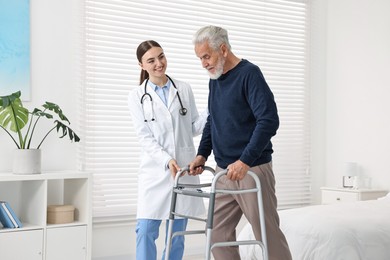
top-left (128, 40), bottom-right (207, 260)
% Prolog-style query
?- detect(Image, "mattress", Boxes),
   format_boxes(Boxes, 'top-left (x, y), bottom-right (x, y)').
top-left (238, 193), bottom-right (390, 260)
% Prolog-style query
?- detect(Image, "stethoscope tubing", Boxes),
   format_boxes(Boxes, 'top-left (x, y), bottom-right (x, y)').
top-left (140, 75), bottom-right (187, 122)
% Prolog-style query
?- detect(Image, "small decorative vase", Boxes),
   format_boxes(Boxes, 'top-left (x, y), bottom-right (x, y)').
top-left (12, 149), bottom-right (42, 174)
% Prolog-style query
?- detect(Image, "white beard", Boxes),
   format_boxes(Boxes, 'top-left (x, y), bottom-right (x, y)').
top-left (208, 57), bottom-right (225, 79)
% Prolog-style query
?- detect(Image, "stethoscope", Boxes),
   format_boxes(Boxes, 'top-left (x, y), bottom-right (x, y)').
top-left (140, 75), bottom-right (187, 122)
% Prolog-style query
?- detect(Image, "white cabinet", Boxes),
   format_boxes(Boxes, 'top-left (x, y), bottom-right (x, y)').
top-left (321, 187), bottom-right (388, 205)
top-left (0, 172), bottom-right (91, 260)
top-left (46, 225), bottom-right (87, 260)
top-left (0, 229), bottom-right (43, 260)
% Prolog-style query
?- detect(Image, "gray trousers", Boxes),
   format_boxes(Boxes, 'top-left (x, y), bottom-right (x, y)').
top-left (211, 162), bottom-right (292, 260)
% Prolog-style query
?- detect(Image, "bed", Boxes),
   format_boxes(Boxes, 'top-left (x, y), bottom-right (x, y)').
top-left (238, 193), bottom-right (390, 260)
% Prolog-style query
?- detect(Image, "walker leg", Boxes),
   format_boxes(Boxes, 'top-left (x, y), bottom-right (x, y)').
top-left (205, 192), bottom-right (216, 260)
top-left (165, 222), bottom-right (174, 260)
top-left (205, 228), bottom-right (213, 260)
top-left (165, 189), bottom-right (178, 260)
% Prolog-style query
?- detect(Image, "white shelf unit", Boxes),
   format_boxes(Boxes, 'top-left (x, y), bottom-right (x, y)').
top-left (0, 171), bottom-right (91, 260)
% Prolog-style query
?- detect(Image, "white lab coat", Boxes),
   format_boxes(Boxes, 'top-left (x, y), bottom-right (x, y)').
top-left (128, 78), bottom-right (208, 219)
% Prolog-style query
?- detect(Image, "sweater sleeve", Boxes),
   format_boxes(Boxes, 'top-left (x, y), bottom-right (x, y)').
top-left (197, 90), bottom-right (213, 160)
top-left (239, 68), bottom-right (279, 166)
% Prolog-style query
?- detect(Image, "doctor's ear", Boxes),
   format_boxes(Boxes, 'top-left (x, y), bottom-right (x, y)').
top-left (138, 62), bottom-right (146, 71)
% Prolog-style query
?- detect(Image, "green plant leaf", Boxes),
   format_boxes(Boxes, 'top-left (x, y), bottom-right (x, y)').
top-left (31, 108), bottom-right (54, 119)
top-left (42, 102), bottom-right (69, 123)
top-left (0, 91), bottom-right (20, 108)
top-left (55, 120), bottom-right (81, 142)
top-left (0, 92), bottom-right (29, 133)
top-left (2, 92), bottom-right (81, 149)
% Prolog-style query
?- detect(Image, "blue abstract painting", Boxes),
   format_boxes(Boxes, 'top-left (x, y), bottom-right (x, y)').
top-left (0, 0), bottom-right (31, 100)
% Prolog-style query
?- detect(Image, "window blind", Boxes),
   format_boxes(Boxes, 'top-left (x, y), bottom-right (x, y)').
top-left (80, 0), bottom-right (310, 218)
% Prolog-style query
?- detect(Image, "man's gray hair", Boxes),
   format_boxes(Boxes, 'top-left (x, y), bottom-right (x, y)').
top-left (193, 25), bottom-right (231, 51)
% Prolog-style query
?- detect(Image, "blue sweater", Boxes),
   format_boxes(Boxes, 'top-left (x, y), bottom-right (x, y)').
top-left (198, 59), bottom-right (279, 169)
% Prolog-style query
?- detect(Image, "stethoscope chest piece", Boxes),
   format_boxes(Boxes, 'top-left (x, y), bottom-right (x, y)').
top-left (179, 107), bottom-right (187, 116)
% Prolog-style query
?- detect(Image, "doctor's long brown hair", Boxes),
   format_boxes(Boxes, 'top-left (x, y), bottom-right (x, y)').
top-left (136, 40), bottom-right (162, 85)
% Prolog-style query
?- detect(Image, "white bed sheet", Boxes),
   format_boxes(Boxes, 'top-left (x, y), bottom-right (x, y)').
top-left (238, 194), bottom-right (390, 260)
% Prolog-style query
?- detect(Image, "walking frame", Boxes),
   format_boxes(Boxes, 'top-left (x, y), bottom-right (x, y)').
top-left (165, 166), bottom-right (269, 260)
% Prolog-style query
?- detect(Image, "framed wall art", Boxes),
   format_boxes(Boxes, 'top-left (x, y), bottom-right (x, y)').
top-left (0, 0), bottom-right (31, 100)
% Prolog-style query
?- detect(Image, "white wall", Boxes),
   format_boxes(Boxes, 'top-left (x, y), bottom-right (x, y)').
top-left (324, 0), bottom-right (390, 190)
top-left (309, 0), bottom-right (328, 203)
top-left (2, 0), bottom-right (390, 259)
top-left (309, 0), bottom-right (390, 202)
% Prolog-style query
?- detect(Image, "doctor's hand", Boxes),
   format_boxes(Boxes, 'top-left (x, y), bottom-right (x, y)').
top-left (189, 155), bottom-right (206, 176)
top-left (227, 160), bottom-right (250, 181)
top-left (168, 159), bottom-right (181, 178)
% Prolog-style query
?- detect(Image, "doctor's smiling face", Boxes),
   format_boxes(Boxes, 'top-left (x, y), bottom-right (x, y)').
top-left (139, 46), bottom-right (167, 82)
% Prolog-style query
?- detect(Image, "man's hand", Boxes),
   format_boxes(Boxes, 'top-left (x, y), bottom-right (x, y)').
top-left (189, 155), bottom-right (207, 175)
top-left (226, 160), bottom-right (249, 181)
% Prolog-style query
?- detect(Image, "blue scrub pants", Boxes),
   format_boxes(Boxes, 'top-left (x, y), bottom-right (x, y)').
top-left (136, 218), bottom-right (188, 260)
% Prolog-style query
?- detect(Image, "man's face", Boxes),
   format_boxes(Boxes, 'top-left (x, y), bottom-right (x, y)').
top-left (194, 41), bottom-right (225, 79)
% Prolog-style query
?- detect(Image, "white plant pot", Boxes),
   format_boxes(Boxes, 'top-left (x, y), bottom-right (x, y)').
top-left (13, 149), bottom-right (42, 174)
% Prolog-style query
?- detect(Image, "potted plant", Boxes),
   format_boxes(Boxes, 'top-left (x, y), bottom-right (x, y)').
top-left (0, 91), bottom-right (80, 174)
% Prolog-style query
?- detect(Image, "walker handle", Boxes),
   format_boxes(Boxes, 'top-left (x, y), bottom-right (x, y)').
top-left (173, 165), bottom-right (215, 186)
